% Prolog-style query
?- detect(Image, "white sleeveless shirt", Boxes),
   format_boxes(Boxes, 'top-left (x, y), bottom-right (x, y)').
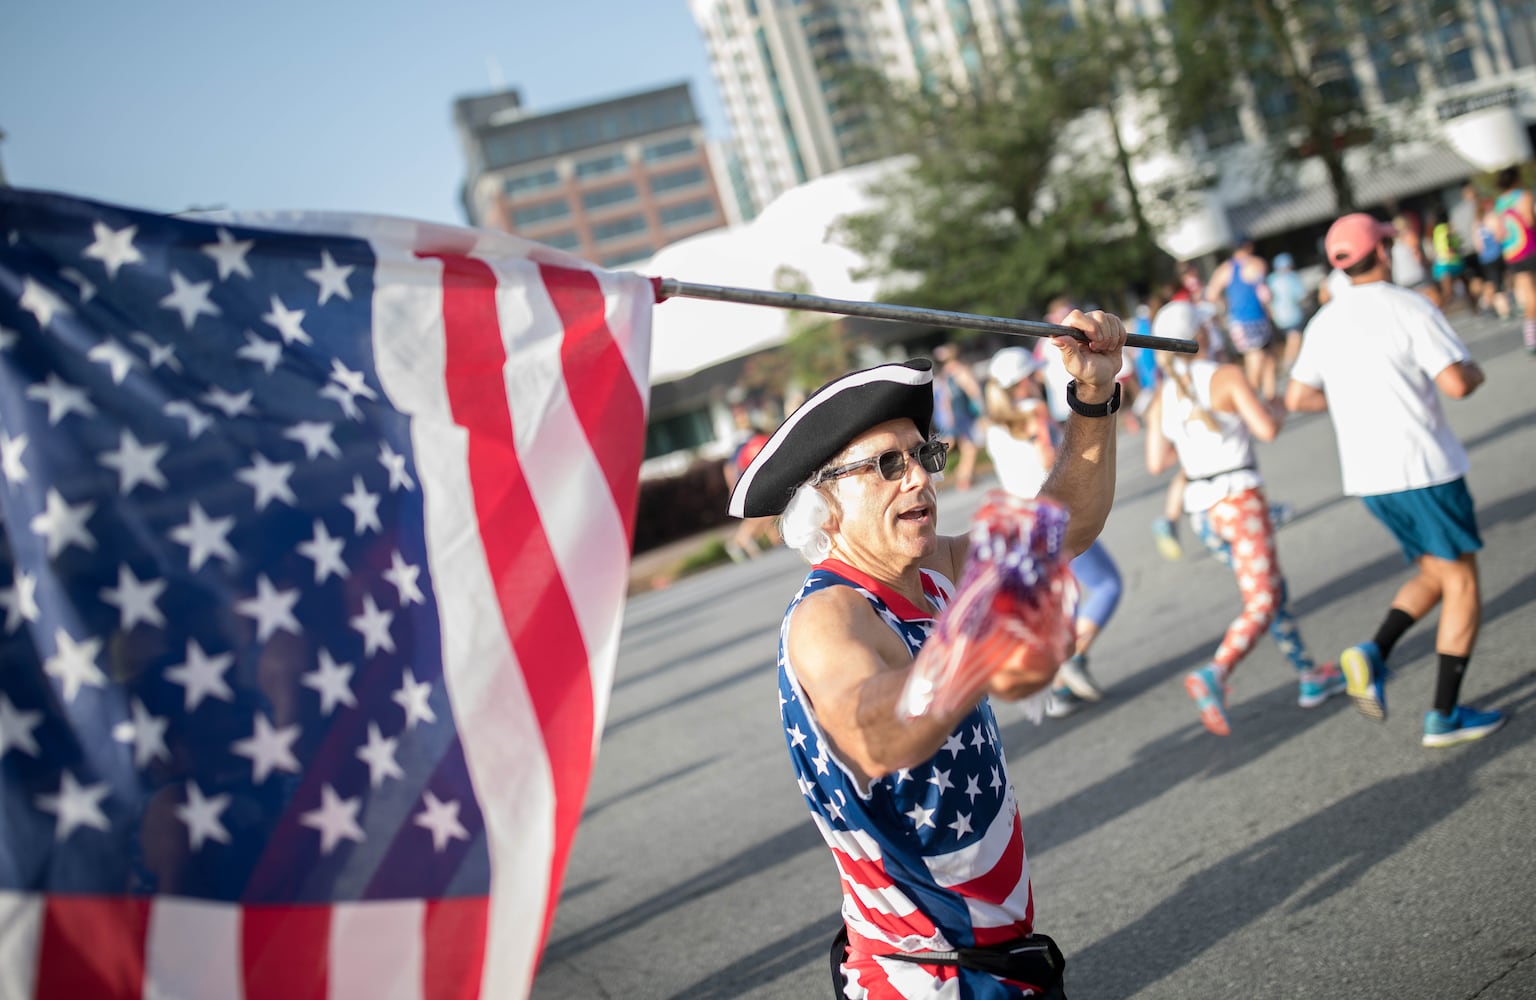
top-left (1158, 359), bottom-right (1262, 513)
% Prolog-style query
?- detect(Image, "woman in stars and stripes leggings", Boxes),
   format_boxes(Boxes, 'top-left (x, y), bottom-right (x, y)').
top-left (1143, 301), bottom-right (1343, 736)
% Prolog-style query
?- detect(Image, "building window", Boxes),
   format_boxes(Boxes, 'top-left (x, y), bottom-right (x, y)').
top-left (582, 182), bottom-right (639, 212)
top-left (505, 168), bottom-right (561, 198)
top-left (1370, 44), bottom-right (1420, 103)
top-left (591, 214), bottom-right (648, 241)
top-left (1435, 27), bottom-right (1477, 84)
top-left (511, 199), bottom-right (572, 228)
top-left (576, 152), bottom-right (627, 178)
top-left (643, 136), bottom-right (696, 162)
top-left (1497, 0), bottom-right (1536, 68)
top-left (645, 408), bottom-right (714, 459)
top-left (539, 230), bottom-right (581, 251)
top-left (1252, 70), bottom-right (1301, 132)
top-left (659, 198), bottom-right (718, 227)
top-left (1311, 49), bottom-right (1360, 107)
top-left (649, 166), bottom-right (707, 195)
top-left (601, 247), bottom-right (654, 268)
top-left (1198, 104), bottom-right (1244, 149)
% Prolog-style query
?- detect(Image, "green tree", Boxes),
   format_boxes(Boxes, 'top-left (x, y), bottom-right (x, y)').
top-left (776, 265), bottom-right (849, 388)
top-left (837, 3), bottom-right (1167, 321)
top-left (1155, 0), bottom-right (1451, 214)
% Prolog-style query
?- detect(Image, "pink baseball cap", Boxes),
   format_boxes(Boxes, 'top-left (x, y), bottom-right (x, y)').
top-left (1325, 213), bottom-right (1395, 268)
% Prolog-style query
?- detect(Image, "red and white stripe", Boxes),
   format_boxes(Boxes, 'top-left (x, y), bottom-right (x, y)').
top-left (375, 235), bottom-right (649, 997)
top-left (922, 788), bottom-right (1034, 946)
top-left (813, 815), bottom-right (948, 955)
top-left (840, 949), bottom-right (963, 1000)
top-left (0, 893), bottom-right (491, 999)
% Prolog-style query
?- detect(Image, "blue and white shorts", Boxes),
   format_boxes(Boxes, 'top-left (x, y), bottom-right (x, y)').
top-left (1227, 317), bottom-right (1273, 354)
top-left (1361, 478), bottom-right (1482, 563)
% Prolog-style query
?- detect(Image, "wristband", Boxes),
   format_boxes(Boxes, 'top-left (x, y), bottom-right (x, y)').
top-left (1065, 380), bottom-right (1121, 418)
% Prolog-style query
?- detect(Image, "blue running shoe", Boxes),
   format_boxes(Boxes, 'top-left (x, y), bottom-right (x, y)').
top-left (1152, 517), bottom-right (1183, 562)
top-left (1184, 664), bottom-right (1230, 736)
top-left (1340, 642), bottom-right (1388, 721)
top-left (1423, 705), bottom-right (1506, 747)
top-left (1297, 662), bottom-right (1347, 708)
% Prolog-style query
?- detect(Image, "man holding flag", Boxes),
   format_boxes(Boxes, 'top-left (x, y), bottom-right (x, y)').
top-left (728, 309), bottom-right (1126, 998)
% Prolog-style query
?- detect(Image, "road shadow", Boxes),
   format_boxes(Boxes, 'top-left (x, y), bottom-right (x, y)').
top-left (666, 915), bottom-right (843, 999)
top-left (612, 621), bottom-right (780, 695)
top-left (582, 758), bottom-right (716, 821)
top-left (1007, 670), bottom-right (1358, 861)
top-left (602, 653), bottom-right (777, 737)
top-left (539, 821), bottom-right (824, 966)
top-left (1005, 522), bottom-right (1536, 860)
top-left (1065, 674), bottom-right (1536, 998)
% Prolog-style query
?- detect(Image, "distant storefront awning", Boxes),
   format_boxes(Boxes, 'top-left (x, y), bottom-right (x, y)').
top-left (1227, 145), bottom-right (1479, 239)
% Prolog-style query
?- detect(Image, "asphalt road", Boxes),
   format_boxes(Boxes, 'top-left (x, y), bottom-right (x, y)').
top-left (533, 311), bottom-right (1536, 999)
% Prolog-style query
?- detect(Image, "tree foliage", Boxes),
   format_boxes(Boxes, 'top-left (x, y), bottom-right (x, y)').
top-left (837, 4), bottom-right (1168, 321)
top-left (1155, 0), bottom-right (1451, 212)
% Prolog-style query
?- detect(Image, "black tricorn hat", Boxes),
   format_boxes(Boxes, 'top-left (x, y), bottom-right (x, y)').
top-left (727, 359), bottom-right (935, 518)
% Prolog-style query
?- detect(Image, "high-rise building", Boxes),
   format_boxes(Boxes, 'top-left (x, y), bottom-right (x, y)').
top-left (455, 83), bottom-right (729, 268)
top-left (690, 0), bottom-right (1015, 212)
top-left (695, 0), bottom-right (1536, 255)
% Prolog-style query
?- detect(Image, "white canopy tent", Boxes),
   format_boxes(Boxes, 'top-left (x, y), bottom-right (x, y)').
top-left (638, 158), bottom-right (905, 384)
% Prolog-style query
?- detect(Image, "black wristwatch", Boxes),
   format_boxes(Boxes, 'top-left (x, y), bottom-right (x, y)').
top-left (1066, 380), bottom-right (1121, 418)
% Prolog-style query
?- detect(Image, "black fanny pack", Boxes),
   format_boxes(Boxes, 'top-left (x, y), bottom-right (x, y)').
top-left (887, 932), bottom-right (1066, 990)
top-left (831, 925), bottom-right (1067, 998)
top-left (1187, 462), bottom-right (1256, 484)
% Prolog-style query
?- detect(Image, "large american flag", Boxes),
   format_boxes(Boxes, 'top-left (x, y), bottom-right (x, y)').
top-left (0, 188), bottom-right (652, 998)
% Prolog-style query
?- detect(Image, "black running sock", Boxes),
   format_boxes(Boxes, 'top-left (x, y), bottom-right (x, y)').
top-left (1433, 654), bottom-right (1469, 715)
top-left (1372, 608), bottom-right (1416, 660)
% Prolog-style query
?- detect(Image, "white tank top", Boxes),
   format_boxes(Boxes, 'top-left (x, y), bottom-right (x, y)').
top-left (1158, 359), bottom-right (1262, 513)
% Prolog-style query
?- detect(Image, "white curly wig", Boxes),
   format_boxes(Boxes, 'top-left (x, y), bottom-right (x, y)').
top-left (780, 481), bottom-right (835, 564)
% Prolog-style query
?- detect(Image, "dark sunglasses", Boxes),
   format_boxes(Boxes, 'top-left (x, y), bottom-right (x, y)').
top-left (814, 439), bottom-right (949, 484)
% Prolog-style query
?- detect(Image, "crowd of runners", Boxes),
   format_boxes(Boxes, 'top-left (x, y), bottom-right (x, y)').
top-left (918, 177), bottom-right (1532, 747)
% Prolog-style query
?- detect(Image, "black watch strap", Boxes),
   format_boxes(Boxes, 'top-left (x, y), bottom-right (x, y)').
top-left (1065, 380), bottom-right (1121, 418)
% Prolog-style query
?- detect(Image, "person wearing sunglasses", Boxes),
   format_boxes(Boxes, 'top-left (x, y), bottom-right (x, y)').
top-left (727, 310), bottom-right (1127, 999)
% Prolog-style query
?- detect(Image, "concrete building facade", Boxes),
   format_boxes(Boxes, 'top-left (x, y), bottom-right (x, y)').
top-left (692, 0), bottom-right (1536, 258)
top-left (688, 0), bottom-right (1032, 212)
top-left (455, 83), bottom-right (730, 268)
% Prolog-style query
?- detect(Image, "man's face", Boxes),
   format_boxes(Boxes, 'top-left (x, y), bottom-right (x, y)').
top-left (822, 418), bottom-right (940, 568)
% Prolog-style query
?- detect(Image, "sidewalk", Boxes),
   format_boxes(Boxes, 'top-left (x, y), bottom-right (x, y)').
top-left (626, 523), bottom-right (739, 595)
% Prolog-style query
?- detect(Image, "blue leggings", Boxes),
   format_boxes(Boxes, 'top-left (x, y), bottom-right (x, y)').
top-left (1071, 541), bottom-right (1122, 629)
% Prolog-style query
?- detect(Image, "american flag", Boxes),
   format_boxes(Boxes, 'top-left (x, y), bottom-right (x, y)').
top-left (0, 188), bottom-right (652, 999)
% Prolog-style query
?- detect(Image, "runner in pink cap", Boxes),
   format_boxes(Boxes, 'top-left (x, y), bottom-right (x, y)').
top-left (1324, 213), bottom-right (1396, 269)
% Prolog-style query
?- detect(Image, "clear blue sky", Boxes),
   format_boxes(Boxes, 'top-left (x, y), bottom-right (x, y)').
top-left (1, 0), bottom-right (727, 225)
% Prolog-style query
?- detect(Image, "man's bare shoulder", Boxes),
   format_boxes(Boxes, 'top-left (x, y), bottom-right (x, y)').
top-left (787, 584), bottom-right (907, 702)
top-left (788, 585), bottom-right (891, 663)
top-left (792, 582), bottom-right (876, 633)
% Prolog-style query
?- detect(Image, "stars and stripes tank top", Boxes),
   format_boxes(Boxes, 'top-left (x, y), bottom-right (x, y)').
top-left (779, 558), bottom-right (1038, 998)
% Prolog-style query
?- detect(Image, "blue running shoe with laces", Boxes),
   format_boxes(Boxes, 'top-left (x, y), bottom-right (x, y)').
top-left (1423, 705), bottom-right (1506, 747)
top-left (1340, 641), bottom-right (1389, 721)
top-left (1184, 664), bottom-right (1230, 736)
top-left (1298, 662), bottom-right (1347, 708)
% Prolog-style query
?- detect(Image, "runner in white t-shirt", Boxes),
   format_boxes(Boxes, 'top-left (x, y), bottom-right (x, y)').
top-left (1286, 213), bottom-right (1503, 748)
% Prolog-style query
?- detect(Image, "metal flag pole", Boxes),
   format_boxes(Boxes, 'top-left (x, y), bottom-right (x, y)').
top-left (652, 277), bottom-right (1198, 354)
